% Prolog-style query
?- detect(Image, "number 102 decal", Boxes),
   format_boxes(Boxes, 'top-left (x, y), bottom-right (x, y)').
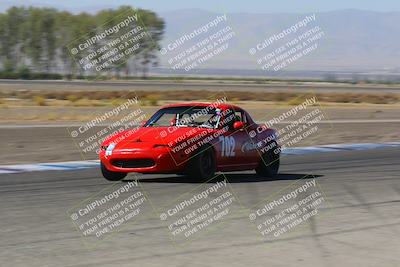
top-left (219, 136), bottom-right (236, 157)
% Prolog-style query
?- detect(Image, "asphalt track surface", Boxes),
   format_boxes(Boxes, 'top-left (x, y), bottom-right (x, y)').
top-left (1, 79), bottom-right (400, 93)
top-left (1, 148), bottom-right (399, 267)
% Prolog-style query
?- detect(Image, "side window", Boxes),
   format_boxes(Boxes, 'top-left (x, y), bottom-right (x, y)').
top-left (221, 109), bottom-right (235, 130)
top-left (222, 109), bottom-right (244, 130)
top-left (234, 111), bottom-right (246, 123)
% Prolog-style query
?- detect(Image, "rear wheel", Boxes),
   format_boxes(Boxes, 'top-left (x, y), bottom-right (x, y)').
top-left (186, 146), bottom-right (216, 181)
top-left (101, 162), bottom-right (127, 181)
top-left (255, 146), bottom-right (280, 177)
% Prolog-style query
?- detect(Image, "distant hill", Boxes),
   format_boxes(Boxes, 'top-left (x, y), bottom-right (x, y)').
top-left (158, 9), bottom-right (400, 73)
top-left (1, 4), bottom-right (399, 75)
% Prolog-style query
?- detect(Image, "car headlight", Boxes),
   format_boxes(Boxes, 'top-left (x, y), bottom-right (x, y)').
top-left (105, 143), bottom-right (116, 156)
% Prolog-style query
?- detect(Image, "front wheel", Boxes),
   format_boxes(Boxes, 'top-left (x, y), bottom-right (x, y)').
top-left (101, 162), bottom-right (127, 181)
top-left (186, 146), bottom-right (216, 181)
top-left (255, 149), bottom-right (280, 177)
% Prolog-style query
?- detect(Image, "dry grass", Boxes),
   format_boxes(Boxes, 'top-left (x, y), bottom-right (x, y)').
top-left (33, 96), bottom-right (46, 106)
top-left (143, 94), bottom-right (161, 106)
top-left (0, 90), bottom-right (399, 107)
top-left (66, 94), bottom-right (79, 103)
top-left (287, 97), bottom-right (306, 106)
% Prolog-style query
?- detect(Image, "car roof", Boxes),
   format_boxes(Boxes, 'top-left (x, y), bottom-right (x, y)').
top-left (160, 102), bottom-right (242, 110)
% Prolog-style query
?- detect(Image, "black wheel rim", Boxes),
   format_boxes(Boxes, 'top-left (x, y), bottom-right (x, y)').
top-left (201, 150), bottom-right (213, 175)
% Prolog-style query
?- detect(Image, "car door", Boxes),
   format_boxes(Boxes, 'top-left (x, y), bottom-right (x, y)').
top-left (216, 109), bottom-right (259, 170)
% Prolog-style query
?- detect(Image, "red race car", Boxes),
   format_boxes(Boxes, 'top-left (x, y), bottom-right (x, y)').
top-left (99, 102), bottom-right (280, 181)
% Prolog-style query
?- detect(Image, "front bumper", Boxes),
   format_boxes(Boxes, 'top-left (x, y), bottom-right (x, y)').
top-left (99, 147), bottom-right (186, 173)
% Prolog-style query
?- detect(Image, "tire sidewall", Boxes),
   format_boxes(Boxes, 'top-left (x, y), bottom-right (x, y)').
top-left (187, 145), bottom-right (216, 181)
top-left (256, 144), bottom-right (280, 176)
top-left (101, 162), bottom-right (127, 181)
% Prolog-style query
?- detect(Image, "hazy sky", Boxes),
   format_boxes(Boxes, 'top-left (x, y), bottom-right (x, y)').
top-left (2, 0), bottom-right (400, 13)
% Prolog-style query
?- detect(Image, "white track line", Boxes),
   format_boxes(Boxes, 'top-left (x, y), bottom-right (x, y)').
top-left (1, 142), bottom-right (399, 174)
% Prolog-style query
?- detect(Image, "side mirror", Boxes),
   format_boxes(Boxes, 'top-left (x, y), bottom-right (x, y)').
top-left (233, 121), bottom-right (245, 130)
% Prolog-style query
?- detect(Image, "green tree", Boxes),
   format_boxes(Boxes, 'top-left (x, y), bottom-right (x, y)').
top-left (41, 9), bottom-right (57, 72)
top-left (0, 6), bottom-right (165, 78)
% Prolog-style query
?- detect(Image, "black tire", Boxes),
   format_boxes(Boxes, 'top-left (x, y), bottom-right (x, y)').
top-left (255, 147), bottom-right (280, 177)
top-left (186, 146), bottom-right (216, 181)
top-left (101, 162), bottom-right (127, 181)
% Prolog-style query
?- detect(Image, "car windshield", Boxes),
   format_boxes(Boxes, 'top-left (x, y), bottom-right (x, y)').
top-left (144, 106), bottom-right (222, 129)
